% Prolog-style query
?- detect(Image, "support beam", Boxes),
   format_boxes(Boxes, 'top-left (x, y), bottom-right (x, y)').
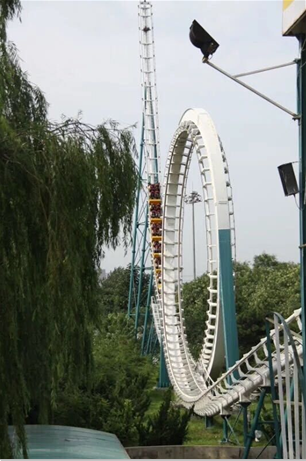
top-left (128, 113), bottom-right (145, 318)
top-left (135, 207), bottom-right (149, 333)
top-left (298, 34), bottom-right (306, 388)
top-left (219, 229), bottom-right (239, 370)
top-left (204, 59), bottom-right (299, 119)
top-left (242, 388), bottom-right (267, 459)
top-left (240, 402), bottom-right (251, 447)
top-left (158, 343), bottom-right (169, 388)
top-left (141, 269), bottom-right (153, 355)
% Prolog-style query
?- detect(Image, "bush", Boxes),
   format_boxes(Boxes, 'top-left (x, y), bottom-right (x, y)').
top-left (139, 389), bottom-right (192, 446)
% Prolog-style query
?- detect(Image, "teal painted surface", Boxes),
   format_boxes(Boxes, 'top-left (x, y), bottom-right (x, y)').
top-left (205, 416), bottom-right (214, 429)
top-left (242, 389), bottom-right (267, 459)
top-left (158, 343), bottom-right (170, 388)
top-left (134, 206), bottom-right (149, 333)
top-left (145, 318), bottom-right (154, 355)
top-left (141, 269), bottom-right (153, 354)
top-left (128, 113), bottom-right (145, 318)
top-left (298, 36), bottom-right (306, 384)
top-left (219, 229), bottom-right (239, 370)
top-left (8, 425), bottom-right (129, 459)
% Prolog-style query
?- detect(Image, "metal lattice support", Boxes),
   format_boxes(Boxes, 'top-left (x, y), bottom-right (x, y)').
top-left (128, 1), bottom-right (161, 337)
top-left (130, 4), bottom-right (306, 419)
top-left (128, 3), bottom-right (168, 385)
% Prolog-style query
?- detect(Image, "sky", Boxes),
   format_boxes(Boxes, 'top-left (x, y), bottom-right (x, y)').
top-left (8, 1), bottom-right (300, 280)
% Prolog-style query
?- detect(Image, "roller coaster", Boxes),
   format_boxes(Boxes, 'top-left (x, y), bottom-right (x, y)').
top-left (128, 1), bottom-right (306, 458)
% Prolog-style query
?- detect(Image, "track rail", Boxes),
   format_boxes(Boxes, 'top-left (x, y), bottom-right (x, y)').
top-left (153, 108), bottom-right (303, 418)
top-left (159, 108), bottom-right (234, 404)
top-left (194, 308), bottom-right (302, 416)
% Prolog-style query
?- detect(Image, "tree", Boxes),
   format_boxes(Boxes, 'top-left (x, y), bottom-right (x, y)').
top-left (182, 254), bottom-right (300, 359)
top-left (99, 265), bottom-right (150, 316)
top-left (182, 275), bottom-right (210, 359)
top-left (138, 389), bottom-right (192, 446)
top-left (52, 314), bottom-right (155, 447)
top-left (235, 254), bottom-right (300, 353)
top-left (0, 4), bottom-right (138, 456)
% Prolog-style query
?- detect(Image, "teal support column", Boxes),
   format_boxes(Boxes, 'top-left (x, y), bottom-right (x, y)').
top-left (135, 207), bottom-right (149, 333)
top-left (298, 34), bottom-right (306, 382)
top-left (205, 416), bottom-right (214, 429)
top-left (158, 343), bottom-right (169, 388)
top-left (141, 269), bottom-right (153, 355)
top-left (219, 229), bottom-right (239, 370)
top-left (221, 417), bottom-right (229, 443)
top-left (128, 114), bottom-right (145, 318)
top-left (240, 402), bottom-right (251, 447)
top-left (242, 388), bottom-right (267, 459)
top-left (145, 320), bottom-right (154, 355)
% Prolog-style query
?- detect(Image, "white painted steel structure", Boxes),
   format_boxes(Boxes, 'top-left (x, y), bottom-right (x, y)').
top-left (269, 312), bottom-right (306, 459)
top-left (138, 4), bottom-right (305, 435)
top-left (149, 109), bottom-right (304, 433)
top-left (194, 308), bottom-right (302, 417)
top-left (128, 0), bottom-right (161, 327)
top-left (151, 108), bottom-right (236, 406)
top-left (139, 1), bottom-right (165, 334)
top-left (139, 0), bottom-right (161, 184)
top-left (128, 1), bottom-right (162, 337)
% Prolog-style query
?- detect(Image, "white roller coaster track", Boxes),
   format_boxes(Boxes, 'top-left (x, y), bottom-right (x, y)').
top-left (139, 1), bottom-right (303, 420)
top-left (194, 307), bottom-right (302, 416)
top-left (158, 108), bottom-right (236, 404)
top-left (148, 107), bottom-right (303, 418)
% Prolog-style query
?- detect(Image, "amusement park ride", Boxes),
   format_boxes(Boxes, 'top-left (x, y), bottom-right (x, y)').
top-left (128, 0), bottom-right (306, 458)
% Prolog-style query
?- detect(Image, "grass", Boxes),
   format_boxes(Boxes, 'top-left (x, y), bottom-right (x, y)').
top-left (147, 388), bottom-right (275, 447)
top-left (146, 389), bottom-right (166, 416)
top-left (185, 414), bottom-right (227, 446)
top-left (185, 412), bottom-right (247, 446)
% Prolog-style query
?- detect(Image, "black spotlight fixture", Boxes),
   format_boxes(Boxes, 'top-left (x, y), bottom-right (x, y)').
top-left (278, 163), bottom-right (299, 197)
top-left (189, 20), bottom-right (219, 58)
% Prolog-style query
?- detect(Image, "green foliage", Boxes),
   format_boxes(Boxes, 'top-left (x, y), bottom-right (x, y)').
top-left (0, 0), bottom-right (20, 40)
top-left (99, 267), bottom-right (131, 315)
top-left (182, 275), bottom-right (210, 359)
top-left (0, 6), bottom-right (138, 456)
top-left (182, 253), bottom-right (300, 358)
top-left (99, 265), bottom-right (150, 316)
top-left (257, 403), bottom-right (275, 440)
top-left (52, 315), bottom-right (191, 448)
top-left (92, 314), bottom-right (153, 413)
top-left (50, 389), bottom-right (109, 430)
top-left (235, 253), bottom-right (300, 354)
top-left (53, 314), bottom-right (155, 447)
top-left (139, 389), bottom-right (192, 446)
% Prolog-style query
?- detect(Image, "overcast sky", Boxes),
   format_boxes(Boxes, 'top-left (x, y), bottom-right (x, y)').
top-left (8, 1), bottom-right (300, 279)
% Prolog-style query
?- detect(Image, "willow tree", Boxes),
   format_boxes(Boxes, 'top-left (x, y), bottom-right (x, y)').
top-left (0, 1), bottom-right (138, 457)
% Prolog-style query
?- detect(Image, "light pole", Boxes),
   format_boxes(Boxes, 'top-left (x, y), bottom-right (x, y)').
top-left (189, 17), bottom-right (306, 447)
top-left (189, 17), bottom-right (306, 379)
top-left (298, 35), bottom-right (306, 371)
top-left (184, 191), bottom-right (202, 280)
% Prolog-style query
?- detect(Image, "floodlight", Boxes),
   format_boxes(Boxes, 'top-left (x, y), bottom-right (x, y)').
top-left (189, 20), bottom-right (219, 58)
top-left (278, 163), bottom-right (299, 197)
top-left (184, 191), bottom-right (202, 205)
